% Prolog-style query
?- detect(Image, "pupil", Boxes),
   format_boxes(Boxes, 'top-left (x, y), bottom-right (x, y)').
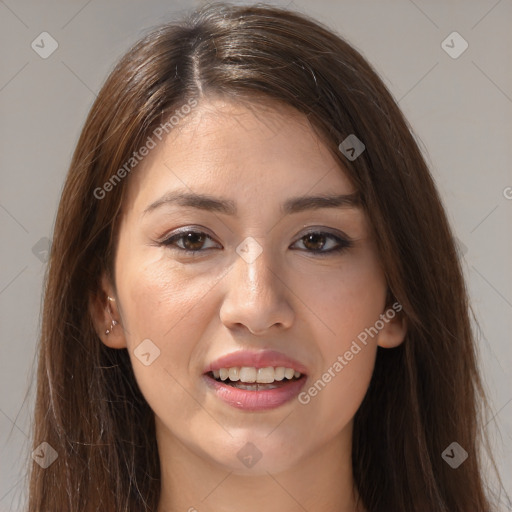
top-left (185, 232), bottom-right (204, 250)
top-left (304, 233), bottom-right (324, 250)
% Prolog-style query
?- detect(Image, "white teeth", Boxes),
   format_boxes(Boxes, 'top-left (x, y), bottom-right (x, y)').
top-left (211, 366), bottom-right (302, 383)
top-left (257, 367), bottom-right (275, 383)
top-left (284, 368), bottom-right (295, 380)
top-left (239, 367), bottom-right (257, 383)
top-left (228, 367), bottom-right (240, 381)
top-left (274, 367), bottom-right (285, 381)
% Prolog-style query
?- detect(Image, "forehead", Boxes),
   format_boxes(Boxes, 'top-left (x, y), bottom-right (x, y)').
top-left (123, 96), bottom-right (355, 214)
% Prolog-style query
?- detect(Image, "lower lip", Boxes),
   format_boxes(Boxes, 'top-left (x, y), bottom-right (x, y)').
top-left (203, 374), bottom-right (307, 411)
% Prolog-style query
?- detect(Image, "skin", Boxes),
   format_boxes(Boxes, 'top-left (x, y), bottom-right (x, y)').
top-left (92, 95), bottom-right (407, 512)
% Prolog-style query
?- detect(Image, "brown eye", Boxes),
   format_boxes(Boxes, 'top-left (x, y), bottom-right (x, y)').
top-left (180, 232), bottom-right (207, 251)
top-left (302, 232), bottom-right (328, 251)
top-left (292, 230), bottom-right (353, 256)
top-left (161, 230), bottom-right (219, 253)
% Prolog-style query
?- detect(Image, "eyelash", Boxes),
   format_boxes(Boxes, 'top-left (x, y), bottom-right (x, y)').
top-left (159, 227), bottom-right (353, 257)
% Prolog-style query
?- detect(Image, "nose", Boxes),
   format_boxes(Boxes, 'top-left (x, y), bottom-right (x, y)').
top-left (219, 240), bottom-right (295, 335)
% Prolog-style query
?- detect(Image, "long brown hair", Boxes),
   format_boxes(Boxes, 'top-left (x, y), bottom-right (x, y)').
top-left (28, 2), bottom-right (505, 510)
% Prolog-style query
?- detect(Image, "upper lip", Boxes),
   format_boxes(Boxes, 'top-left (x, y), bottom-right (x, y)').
top-left (204, 349), bottom-right (309, 375)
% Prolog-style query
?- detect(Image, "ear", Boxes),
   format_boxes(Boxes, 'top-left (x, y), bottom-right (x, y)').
top-left (89, 273), bottom-right (127, 349)
top-left (377, 302), bottom-right (407, 349)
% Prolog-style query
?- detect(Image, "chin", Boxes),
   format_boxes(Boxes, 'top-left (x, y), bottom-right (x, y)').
top-left (203, 435), bottom-right (305, 476)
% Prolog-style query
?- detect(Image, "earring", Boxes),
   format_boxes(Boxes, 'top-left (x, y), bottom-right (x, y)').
top-left (105, 319), bottom-right (118, 335)
top-left (105, 296), bottom-right (118, 335)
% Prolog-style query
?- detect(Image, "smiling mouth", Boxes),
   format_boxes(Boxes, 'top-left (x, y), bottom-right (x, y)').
top-left (206, 367), bottom-right (305, 390)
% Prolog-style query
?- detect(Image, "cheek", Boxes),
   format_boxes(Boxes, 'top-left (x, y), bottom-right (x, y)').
top-left (292, 251), bottom-right (385, 430)
top-left (294, 249), bottom-right (387, 341)
top-left (118, 253), bottom-right (211, 343)
top-left (298, 310), bottom-right (379, 440)
top-left (301, 345), bottom-right (377, 441)
top-left (116, 258), bottom-right (213, 421)
top-left (115, 250), bottom-right (227, 399)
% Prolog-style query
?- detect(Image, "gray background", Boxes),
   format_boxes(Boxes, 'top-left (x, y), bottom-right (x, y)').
top-left (1, 0), bottom-right (511, 510)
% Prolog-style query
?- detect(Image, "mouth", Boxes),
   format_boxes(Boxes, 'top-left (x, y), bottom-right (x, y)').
top-left (203, 365), bottom-right (308, 411)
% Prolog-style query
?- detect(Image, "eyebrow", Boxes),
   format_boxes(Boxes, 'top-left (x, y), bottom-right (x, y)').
top-left (143, 190), bottom-right (361, 217)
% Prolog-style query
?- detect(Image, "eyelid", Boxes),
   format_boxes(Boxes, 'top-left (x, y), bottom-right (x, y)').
top-left (298, 225), bottom-right (349, 238)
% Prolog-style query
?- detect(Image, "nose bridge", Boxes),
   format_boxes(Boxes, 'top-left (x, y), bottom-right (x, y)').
top-left (235, 236), bottom-right (279, 300)
top-left (219, 236), bottom-right (294, 332)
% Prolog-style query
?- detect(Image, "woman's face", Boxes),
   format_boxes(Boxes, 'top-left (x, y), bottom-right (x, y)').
top-left (101, 96), bottom-right (405, 475)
